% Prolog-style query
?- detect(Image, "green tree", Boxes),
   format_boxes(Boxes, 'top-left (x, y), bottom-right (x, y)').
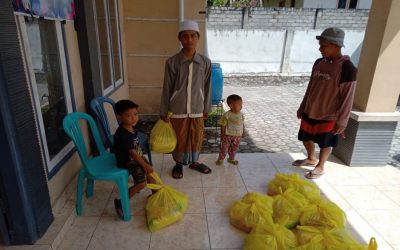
top-left (232, 0), bottom-right (259, 7)
top-left (207, 0), bottom-right (229, 7)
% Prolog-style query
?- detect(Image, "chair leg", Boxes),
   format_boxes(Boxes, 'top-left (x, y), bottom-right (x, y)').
top-left (138, 132), bottom-right (152, 165)
top-left (146, 142), bottom-right (153, 165)
top-left (116, 177), bottom-right (131, 221)
top-left (86, 178), bottom-right (94, 198)
top-left (76, 169), bottom-right (86, 216)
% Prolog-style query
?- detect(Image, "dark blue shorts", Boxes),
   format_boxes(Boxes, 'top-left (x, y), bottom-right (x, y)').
top-left (124, 162), bottom-right (146, 185)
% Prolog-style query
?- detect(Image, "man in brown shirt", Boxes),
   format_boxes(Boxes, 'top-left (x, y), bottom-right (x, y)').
top-left (293, 27), bottom-right (357, 179)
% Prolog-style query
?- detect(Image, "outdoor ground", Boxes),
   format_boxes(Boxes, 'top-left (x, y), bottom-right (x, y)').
top-left (142, 76), bottom-right (400, 168)
top-left (2, 76), bottom-right (400, 250)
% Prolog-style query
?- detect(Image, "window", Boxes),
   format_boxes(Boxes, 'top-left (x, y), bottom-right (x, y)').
top-left (17, 15), bottom-right (74, 173)
top-left (95, 0), bottom-right (123, 94)
top-left (338, 0), bottom-right (358, 9)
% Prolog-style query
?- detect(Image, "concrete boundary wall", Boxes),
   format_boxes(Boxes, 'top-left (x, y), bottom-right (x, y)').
top-left (206, 7), bottom-right (368, 75)
top-left (207, 29), bottom-right (365, 74)
top-left (207, 7), bottom-right (369, 30)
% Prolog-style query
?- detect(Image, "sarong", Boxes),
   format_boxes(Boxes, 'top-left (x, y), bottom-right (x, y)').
top-left (170, 117), bottom-right (204, 165)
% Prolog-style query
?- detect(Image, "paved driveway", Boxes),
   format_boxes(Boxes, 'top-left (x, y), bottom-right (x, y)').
top-left (203, 76), bottom-right (400, 168)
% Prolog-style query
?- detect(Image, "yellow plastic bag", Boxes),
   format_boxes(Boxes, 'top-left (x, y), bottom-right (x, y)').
top-left (244, 233), bottom-right (278, 250)
top-left (243, 223), bottom-right (298, 250)
top-left (267, 173), bottom-right (320, 201)
top-left (146, 172), bottom-right (188, 232)
top-left (229, 192), bottom-right (274, 233)
top-left (295, 226), bottom-right (378, 250)
top-left (272, 188), bottom-right (309, 228)
top-left (150, 116), bottom-right (177, 153)
top-left (300, 199), bottom-right (347, 229)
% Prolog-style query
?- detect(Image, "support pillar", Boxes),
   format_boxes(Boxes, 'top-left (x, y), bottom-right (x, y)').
top-left (333, 0), bottom-right (400, 166)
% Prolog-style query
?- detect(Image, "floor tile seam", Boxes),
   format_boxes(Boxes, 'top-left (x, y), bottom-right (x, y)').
top-left (241, 171), bottom-right (275, 182)
top-left (200, 178), bottom-right (213, 250)
top-left (374, 187), bottom-right (400, 207)
top-left (82, 216), bottom-right (101, 249)
top-left (373, 192), bottom-right (400, 207)
top-left (319, 181), bottom-right (360, 213)
top-left (57, 216), bottom-right (100, 250)
top-left (353, 209), bottom-right (396, 246)
top-left (95, 214), bottom-right (152, 250)
top-left (202, 186), bottom-right (247, 191)
top-left (330, 184), bottom-right (392, 189)
top-left (202, 184), bottom-right (247, 189)
top-left (327, 183), bottom-right (394, 247)
top-left (158, 154), bottom-right (165, 178)
top-left (82, 185), bottom-right (116, 248)
top-left (148, 223), bottom-right (153, 250)
top-left (100, 183), bottom-right (116, 211)
top-left (185, 211), bottom-right (207, 214)
top-left (100, 214), bottom-right (147, 218)
top-left (48, 209), bottom-right (78, 250)
top-left (237, 166), bottom-right (278, 171)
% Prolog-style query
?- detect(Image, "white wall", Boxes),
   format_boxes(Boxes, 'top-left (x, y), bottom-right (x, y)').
top-left (302, 0), bottom-right (337, 8)
top-left (358, 0), bottom-right (372, 9)
top-left (207, 29), bottom-right (286, 74)
top-left (207, 29), bottom-right (365, 74)
top-left (289, 30), bottom-right (365, 73)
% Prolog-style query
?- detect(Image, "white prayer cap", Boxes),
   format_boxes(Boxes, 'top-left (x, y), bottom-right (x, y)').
top-left (179, 20), bottom-right (200, 33)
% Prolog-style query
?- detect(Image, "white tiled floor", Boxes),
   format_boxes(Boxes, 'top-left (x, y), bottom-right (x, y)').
top-left (3, 153), bottom-right (400, 250)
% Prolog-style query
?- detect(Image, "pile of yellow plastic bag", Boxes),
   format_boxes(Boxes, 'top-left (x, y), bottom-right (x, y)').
top-left (146, 172), bottom-right (188, 232)
top-left (267, 173), bottom-right (320, 201)
top-left (300, 199), bottom-right (346, 229)
top-left (243, 223), bottom-right (298, 250)
top-left (150, 114), bottom-right (177, 153)
top-left (230, 173), bottom-right (378, 249)
top-left (295, 226), bottom-right (377, 250)
top-left (229, 192), bottom-right (274, 233)
top-left (272, 188), bottom-right (309, 228)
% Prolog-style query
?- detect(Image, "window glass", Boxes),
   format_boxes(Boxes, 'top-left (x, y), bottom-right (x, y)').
top-left (25, 19), bottom-right (71, 160)
top-left (349, 0), bottom-right (358, 9)
top-left (95, 0), bottom-right (112, 89)
top-left (338, 0), bottom-right (346, 8)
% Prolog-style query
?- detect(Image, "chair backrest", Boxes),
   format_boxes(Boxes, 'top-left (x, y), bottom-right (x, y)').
top-left (63, 112), bottom-right (109, 165)
top-left (90, 97), bottom-right (116, 148)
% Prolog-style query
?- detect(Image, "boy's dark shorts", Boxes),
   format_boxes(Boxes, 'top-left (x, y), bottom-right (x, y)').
top-left (123, 162), bottom-right (146, 185)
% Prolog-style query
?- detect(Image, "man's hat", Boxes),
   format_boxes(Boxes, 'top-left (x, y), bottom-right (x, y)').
top-left (179, 20), bottom-right (200, 33)
top-left (316, 27), bottom-right (345, 47)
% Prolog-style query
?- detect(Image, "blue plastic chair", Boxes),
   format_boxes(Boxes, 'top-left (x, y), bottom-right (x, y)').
top-left (63, 112), bottom-right (131, 221)
top-left (90, 97), bottom-right (152, 165)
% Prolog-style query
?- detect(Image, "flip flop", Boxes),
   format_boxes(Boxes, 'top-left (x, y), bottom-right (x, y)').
top-left (292, 159), bottom-right (318, 167)
top-left (305, 171), bottom-right (324, 179)
top-left (172, 164), bottom-right (183, 179)
top-left (189, 163), bottom-right (212, 174)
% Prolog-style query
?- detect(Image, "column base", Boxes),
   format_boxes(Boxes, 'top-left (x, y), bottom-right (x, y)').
top-left (332, 111), bottom-right (400, 166)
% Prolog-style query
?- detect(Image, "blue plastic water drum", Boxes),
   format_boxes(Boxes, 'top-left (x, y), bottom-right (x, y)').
top-left (211, 63), bottom-right (223, 105)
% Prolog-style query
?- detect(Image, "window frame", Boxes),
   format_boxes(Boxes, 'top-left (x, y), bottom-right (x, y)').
top-left (94, 0), bottom-right (124, 95)
top-left (16, 14), bottom-right (75, 173)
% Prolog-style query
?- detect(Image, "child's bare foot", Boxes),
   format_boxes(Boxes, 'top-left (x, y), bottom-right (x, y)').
top-left (215, 159), bottom-right (224, 165)
top-left (227, 158), bottom-right (238, 165)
